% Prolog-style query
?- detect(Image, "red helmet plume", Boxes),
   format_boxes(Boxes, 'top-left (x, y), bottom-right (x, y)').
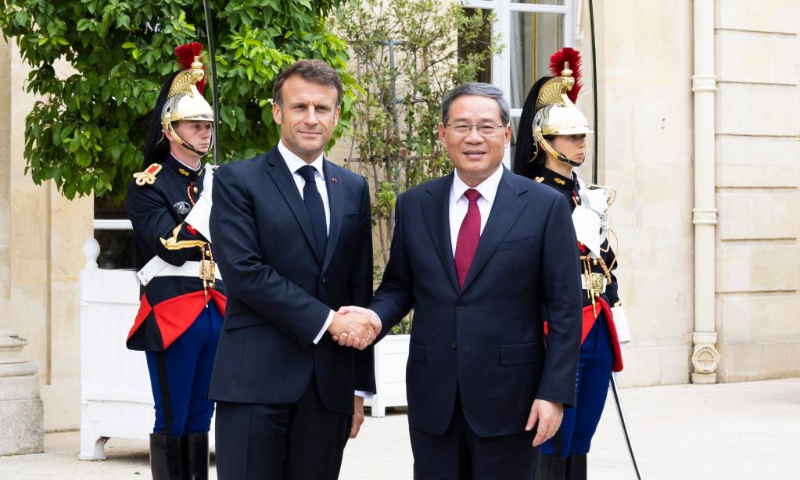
top-left (549, 47), bottom-right (582, 103)
top-left (174, 42), bottom-right (206, 94)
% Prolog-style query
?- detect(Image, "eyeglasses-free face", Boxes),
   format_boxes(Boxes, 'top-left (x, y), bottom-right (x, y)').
top-left (272, 75), bottom-right (341, 163)
top-left (438, 95), bottom-right (511, 187)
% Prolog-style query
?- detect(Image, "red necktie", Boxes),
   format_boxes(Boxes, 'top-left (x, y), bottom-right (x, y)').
top-left (454, 189), bottom-right (481, 288)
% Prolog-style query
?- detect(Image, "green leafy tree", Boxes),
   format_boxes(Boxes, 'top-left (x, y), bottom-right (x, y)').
top-left (336, 0), bottom-right (500, 264)
top-left (336, 0), bottom-right (501, 333)
top-left (0, 0), bottom-right (354, 201)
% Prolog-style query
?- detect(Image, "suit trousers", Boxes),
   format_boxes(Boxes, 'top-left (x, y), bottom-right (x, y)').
top-left (410, 393), bottom-right (540, 480)
top-left (215, 375), bottom-right (352, 480)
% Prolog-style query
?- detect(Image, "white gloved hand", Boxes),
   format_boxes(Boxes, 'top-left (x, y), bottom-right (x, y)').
top-left (611, 305), bottom-right (631, 344)
top-left (201, 163), bottom-right (215, 200)
top-left (185, 164), bottom-right (215, 242)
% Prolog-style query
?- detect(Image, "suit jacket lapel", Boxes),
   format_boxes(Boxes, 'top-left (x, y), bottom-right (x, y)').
top-left (265, 148), bottom-right (322, 263)
top-left (460, 169), bottom-right (529, 292)
top-left (321, 159), bottom-right (342, 273)
top-left (421, 173), bottom-right (459, 293)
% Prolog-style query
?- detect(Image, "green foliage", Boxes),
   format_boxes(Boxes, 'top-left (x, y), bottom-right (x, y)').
top-left (337, 0), bottom-right (500, 260)
top-left (0, 0), bottom-right (354, 201)
top-left (336, 0), bottom-right (501, 334)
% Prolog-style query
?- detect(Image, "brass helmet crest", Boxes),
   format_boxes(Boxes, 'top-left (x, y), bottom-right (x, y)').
top-left (531, 48), bottom-right (592, 167)
top-left (161, 42), bottom-right (214, 156)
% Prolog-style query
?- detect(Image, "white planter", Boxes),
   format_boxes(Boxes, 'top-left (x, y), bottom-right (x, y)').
top-left (365, 334), bottom-right (409, 417)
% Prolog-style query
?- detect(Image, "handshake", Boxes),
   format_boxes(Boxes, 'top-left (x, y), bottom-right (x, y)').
top-left (327, 306), bottom-right (382, 350)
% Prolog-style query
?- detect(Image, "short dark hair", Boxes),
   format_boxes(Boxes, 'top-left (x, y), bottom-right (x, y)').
top-left (441, 82), bottom-right (510, 125)
top-left (272, 59), bottom-right (343, 107)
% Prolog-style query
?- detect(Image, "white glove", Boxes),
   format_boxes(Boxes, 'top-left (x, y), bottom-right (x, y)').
top-left (611, 305), bottom-right (631, 344)
top-left (576, 181), bottom-right (611, 248)
top-left (572, 205), bottom-right (603, 257)
top-left (201, 163), bottom-right (214, 199)
top-left (184, 164), bottom-right (215, 242)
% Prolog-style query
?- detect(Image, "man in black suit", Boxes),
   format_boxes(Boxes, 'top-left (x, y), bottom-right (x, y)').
top-left (340, 83), bottom-right (583, 479)
top-left (208, 59), bottom-right (381, 480)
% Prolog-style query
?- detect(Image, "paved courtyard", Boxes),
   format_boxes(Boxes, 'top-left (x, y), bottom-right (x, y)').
top-left (1, 379), bottom-right (798, 479)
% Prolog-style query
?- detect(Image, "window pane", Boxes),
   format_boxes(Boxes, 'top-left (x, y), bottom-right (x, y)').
top-left (509, 11), bottom-right (564, 109)
top-left (512, 0), bottom-right (563, 5)
top-left (458, 7), bottom-right (493, 85)
top-left (95, 229), bottom-right (136, 270)
top-left (94, 195), bottom-right (126, 220)
top-left (510, 116), bottom-right (524, 166)
top-left (94, 190), bottom-right (134, 269)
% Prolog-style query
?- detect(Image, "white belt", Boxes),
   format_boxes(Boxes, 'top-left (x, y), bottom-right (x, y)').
top-left (581, 273), bottom-right (607, 293)
top-left (136, 257), bottom-right (222, 286)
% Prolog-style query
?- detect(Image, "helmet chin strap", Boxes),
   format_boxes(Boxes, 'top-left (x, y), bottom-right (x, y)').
top-left (533, 126), bottom-right (584, 168)
top-left (165, 120), bottom-right (212, 157)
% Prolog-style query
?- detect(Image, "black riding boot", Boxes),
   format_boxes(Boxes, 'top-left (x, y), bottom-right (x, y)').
top-left (150, 433), bottom-right (184, 480)
top-left (566, 453), bottom-right (587, 480)
top-left (183, 432), bottom-right (209, 480)
top-left (540, 453), bottom-right (567, 480)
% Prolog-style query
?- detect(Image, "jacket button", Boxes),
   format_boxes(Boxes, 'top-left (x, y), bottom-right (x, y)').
top-left (451, 341), bottom-right (457, 349)
top-left (456, 302), bottom-right (464, 309)
top-left (320, 276), bottom-right (327, 283)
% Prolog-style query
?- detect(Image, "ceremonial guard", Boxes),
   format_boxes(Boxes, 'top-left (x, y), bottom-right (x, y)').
top-left (125, 42), bottom-right (225, 480)
top-left (513, 48), bottom-right (632, 480)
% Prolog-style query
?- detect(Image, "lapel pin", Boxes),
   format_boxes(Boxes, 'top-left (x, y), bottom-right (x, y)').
top-left (332, 177), bottom-right (338, 183)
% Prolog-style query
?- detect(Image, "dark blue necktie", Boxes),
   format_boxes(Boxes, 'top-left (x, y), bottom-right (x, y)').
top-left (297, 165), bottom-right (327, 258)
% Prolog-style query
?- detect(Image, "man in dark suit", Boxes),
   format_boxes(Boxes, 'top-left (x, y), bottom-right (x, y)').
top-left (208, 59), bottom-right (381, 480)
top-left (340, 83), bottom-right (583, 479)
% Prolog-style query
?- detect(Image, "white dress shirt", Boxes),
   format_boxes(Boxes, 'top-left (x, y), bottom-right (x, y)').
top-left (278, 141), bottom-right (330, 234)
top-left (448, 164), bottom-right (505, 256)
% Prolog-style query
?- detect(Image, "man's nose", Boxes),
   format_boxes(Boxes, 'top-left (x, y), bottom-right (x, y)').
top-left (304, 107), bottom-right (319, 125)
top-left (465, 126), bottom-right (484, 142)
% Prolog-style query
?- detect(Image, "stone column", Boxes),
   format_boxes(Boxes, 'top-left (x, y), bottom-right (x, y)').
top-left (0, 38), bottom-right (44, 455)
top-left (0, 325), bottom-right (44, 455)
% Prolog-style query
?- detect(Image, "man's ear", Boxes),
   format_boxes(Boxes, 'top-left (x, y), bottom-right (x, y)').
top-left (162, 123), bottom-right (175, 143)
top-left (333, 104), bottom-right (341, 127)
top-left (503, 124), bottom-right (512, 147)
top-left (272, 102), bottom-right (283, 125)
top-left (438, 123), bottom-right (446, 144)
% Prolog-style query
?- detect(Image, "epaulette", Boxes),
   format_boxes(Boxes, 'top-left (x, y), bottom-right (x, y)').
top-left (133, 163), bottom-right (163, 186)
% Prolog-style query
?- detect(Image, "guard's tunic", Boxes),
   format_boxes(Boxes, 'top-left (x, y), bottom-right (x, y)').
top-left (536, 167), bottom-right (623, 457)
top-left (125, 153), bottom-right (226, 436)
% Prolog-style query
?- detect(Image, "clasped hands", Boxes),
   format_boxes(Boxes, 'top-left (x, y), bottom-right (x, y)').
top-left (327, 306), bottom-right (381, 350)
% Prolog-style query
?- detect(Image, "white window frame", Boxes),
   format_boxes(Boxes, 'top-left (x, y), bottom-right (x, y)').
top-left (463, 0), bottom-right (576, 166)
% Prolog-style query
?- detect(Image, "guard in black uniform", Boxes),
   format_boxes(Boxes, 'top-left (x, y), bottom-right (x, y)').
top-left (513, 48), bottom-right (632, 480)
top-left (125, 42), bottom-right (225, 480)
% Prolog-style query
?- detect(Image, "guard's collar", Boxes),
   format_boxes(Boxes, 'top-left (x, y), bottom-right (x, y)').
top-left (164, 153), bottom-right (202, 181)
top-left (537, 167), bottom-right (577, 192)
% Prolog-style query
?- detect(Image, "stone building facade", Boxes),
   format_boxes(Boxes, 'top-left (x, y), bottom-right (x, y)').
top-left (0, 0), bottom-right (797, 435)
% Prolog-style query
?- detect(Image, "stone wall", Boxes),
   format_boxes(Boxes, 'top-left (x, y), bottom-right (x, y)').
top-left (713, 0), bottom-right (800, 381)
top-left (589, 0), bottom-right (696, 387)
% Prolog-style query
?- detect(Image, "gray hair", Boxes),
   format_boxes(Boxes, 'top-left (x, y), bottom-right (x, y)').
top-left (441, 82), bottom-right (510, 125)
